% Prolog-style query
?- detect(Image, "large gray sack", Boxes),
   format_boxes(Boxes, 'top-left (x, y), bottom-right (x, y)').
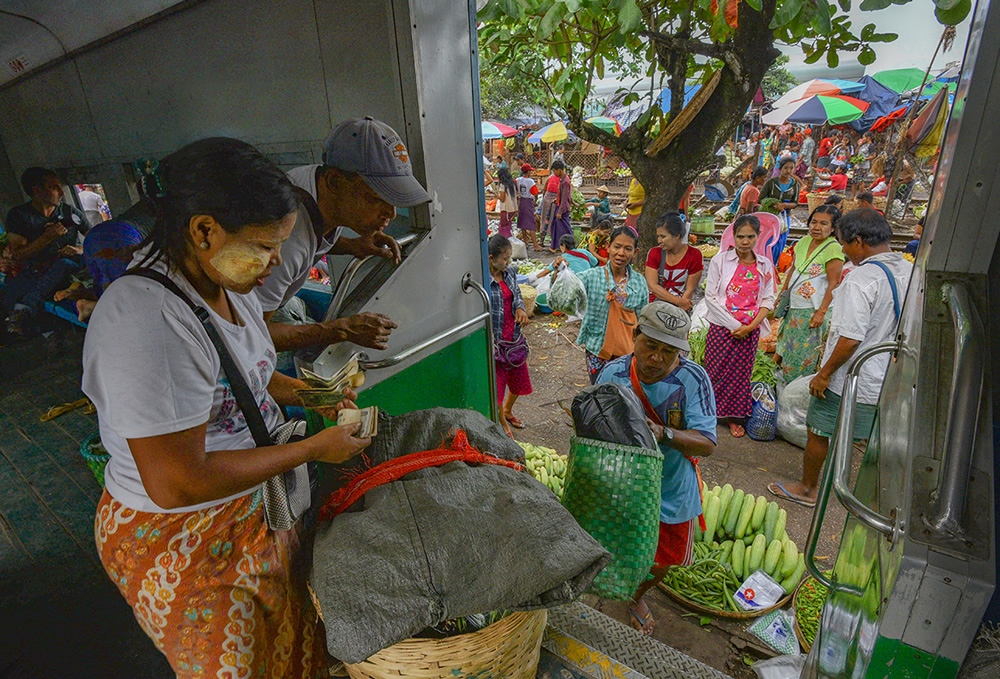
top-left (310, 408), bottom-right (610, 663)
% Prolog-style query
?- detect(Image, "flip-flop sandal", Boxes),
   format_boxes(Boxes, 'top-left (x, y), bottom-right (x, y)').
top-left (40, 397), bottom-right (92, 422)
top-left (729, 423), bottom-right (746, 438)
top-left (768, 482), bottom-right (817, 508)
top-left (505, 414), bottom-right (525, 429)
top-left (629, 604), bottom-right (655, 635)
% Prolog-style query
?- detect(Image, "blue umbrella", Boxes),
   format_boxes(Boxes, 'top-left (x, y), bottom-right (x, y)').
top-left (849, 75), bottom-right (901, 133)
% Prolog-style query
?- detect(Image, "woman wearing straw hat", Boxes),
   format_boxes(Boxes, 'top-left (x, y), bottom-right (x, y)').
top-left (585, 185), bottom-right (612, 229)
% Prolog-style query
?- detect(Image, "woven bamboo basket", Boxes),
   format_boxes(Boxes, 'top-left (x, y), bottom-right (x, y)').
top-left (80, 432), bottom-right (109, 486)
top-left (343, 609), bottom-right (547, 679)
top-left (658, 580), bottom-right (794, 619)
top-left (792, 575), bottom-right (828, 653)
top-left (840, 198), bottom-right (859, 212)
top-left (806, 193), bottom-right (826, 213)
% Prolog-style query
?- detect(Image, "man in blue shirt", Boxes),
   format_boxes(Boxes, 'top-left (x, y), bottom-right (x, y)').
top-left (597, 301), bottom-right (717, 635)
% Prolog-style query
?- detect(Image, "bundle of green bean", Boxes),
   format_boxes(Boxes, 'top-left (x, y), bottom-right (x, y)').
top-left (662, 542), bottom-right (743, 612)
top-left (795, 577), bottom-right (828, 647)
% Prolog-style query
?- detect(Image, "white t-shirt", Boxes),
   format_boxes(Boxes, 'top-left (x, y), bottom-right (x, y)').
top-left (821, 252), bottom-right (912, 404)
top-left (81, 261), bottom-right (284, 513)
top-left (254, 164), bottom-right (340, 312)
top-left (515, 176), bottom-right (538, 200)
top-left (77, 189), bottom-right (107, 226)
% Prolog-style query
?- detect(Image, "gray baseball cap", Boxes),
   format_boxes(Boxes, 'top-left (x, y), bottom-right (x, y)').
top-left (323, 117), bottom-right (432, 207)
top-left (637, 301), bottom-right (691, 352)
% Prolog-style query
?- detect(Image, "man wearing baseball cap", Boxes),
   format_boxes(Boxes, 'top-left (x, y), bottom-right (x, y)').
top-left (595, 300), bottom-right (717, 635)
top-left (258, 116), bottom-right (432, 352)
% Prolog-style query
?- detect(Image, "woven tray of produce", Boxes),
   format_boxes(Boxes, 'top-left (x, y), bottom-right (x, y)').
top-left (656, 483), bottom-right (805, 618)
top-left (793, 575), bottom-right (828, 652)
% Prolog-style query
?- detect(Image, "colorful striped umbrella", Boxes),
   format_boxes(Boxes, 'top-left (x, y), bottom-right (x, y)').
top-left (526, 121), bottom-right (571, 144)
top-left (585, 116), bottom-right (622, 135)
top-left (762, 94), bottom-right (870, 126)
top-left (481, 121), bottom-right (518, 140)
top-left (872, 68), bottom-right (927, 94)
top-left (770, 78), bottom-right (866, 110)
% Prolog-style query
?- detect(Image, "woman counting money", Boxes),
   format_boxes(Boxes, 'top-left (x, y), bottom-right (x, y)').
top-left (82, 138), bottom-right (370, 677)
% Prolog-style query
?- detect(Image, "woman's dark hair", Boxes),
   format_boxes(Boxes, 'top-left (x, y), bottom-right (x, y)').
top-left (837, 208), bottom-right (892, 247)
top-left (609, 225), bottom-right (639, 245)
top-left (778, 157), bottom-right (796, 170)
top-left (807, 204), bottom-right (841, 232)
top-left (655, 210), bottom-right (686, 239)
top-left (488, 233), bottom-right (511, 258)
top-left (596, 218), bottom-right (613, 231)
top-left (752, 166), bottom-right (769, 180)
top-left (824, 194), bottom-right (844, 206)
top-left (21, 167), bottom-right (57, 195)
top-left (857, 191), bottom-right (875, 203)
top-left (733, 214), bottom-right (761, 235)
top-left (497, 167), bottom-right (517, 201)
top-left (559, 234), bottom-right (576, 249)
top-left (141, 137), bottom-right (297, 268)
top-left (550, 159), bottom-right (565, 171)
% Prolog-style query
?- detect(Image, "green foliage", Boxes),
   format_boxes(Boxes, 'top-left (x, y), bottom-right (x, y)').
top-left (761, 55), bottom-right (798, 99)
top-left (478, 55), bottom-right (545, 120)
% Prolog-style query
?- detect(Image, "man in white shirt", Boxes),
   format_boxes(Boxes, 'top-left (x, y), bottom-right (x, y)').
top-left (77, 186), bottom-right (110, 226)
top-left (769, 209), bottom-right (912, 507)
top-left (258, 117), bottom-right (431, 351)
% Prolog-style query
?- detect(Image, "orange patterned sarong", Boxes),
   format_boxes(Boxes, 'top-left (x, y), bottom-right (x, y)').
top-left (95, 489), bottom-right (326, 678)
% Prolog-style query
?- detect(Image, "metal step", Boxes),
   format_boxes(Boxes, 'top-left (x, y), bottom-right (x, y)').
top-left (544, 601), bottom-right (734, 679)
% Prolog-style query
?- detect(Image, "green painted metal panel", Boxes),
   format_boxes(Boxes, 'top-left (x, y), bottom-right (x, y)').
top-left (864, 637), bottom-right (960, 679)
top-left (307, 328), bottom-right (494, 434)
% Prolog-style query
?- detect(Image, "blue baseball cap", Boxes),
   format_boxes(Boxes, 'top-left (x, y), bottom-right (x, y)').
top-left (323, 117), bottom-right (431, 207)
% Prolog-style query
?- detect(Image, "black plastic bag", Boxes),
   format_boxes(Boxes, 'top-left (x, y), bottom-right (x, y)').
top-left (571, 383), bottom-right (657, 449)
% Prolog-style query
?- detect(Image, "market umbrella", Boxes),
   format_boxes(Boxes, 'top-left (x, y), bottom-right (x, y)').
top-left (848, 75), bottom-right (901, 133)
top-left (481, 120), bottom-right (518, 140)
top-left (907, 87), bottom-right (950, 157)
top-left (762, 94), bottom-right (869, 126)
top-left (770, 78), bottom-right (866, 110)
top-left (585, 116), bottom-right (622, 135)
top-left (526, 121), bottom-right (571, 144)
top-left (872, 68), bottom-right (928, 94)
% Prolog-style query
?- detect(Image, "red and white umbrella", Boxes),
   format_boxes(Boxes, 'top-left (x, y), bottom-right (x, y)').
top-left (481, 121), bottom-right (519, 140)
top-left (771, 78), bottom-right (866, 111)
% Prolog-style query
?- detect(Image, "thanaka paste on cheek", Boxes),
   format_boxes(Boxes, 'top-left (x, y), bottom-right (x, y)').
top-left (210, 242), bottom-right (270, 286)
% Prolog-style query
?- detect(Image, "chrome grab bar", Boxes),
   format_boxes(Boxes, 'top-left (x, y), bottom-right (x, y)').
top-left (327, 233), bottom-right (420, 321)
top-left (359, 312), bottom-right (489, 369)
top-left (805, 341), bottom-right (902, 590)
top-left (354, 272), bottom-right (499, 423)
top-left (928, 282), bottom-right (985, 535)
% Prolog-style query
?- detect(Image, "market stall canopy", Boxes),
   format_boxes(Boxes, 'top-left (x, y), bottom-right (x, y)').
top-left (848, 75), bottom-right (901, 133)
top-left (871, 68), bottom-right (928, 93)
top-left (481, 121), bottom-right (518, 140)
top-left (770, 78), bottom-right (866, 110)
top-left (907, 87), bottom-right (950, 157)
top-left (585, 116), bottom-right (622, 135)
top-left (762, 94), bottom-right (869, 126)
top-left (526, 121), bottom-right (572, 144)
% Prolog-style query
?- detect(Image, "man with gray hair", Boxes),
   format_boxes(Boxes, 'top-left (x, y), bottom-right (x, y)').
top-left (769, 208), bottom-right (912, 507)
top-left (596, 300), bottom-right (717, 635)
top-left (258, 116), bottom-right (432, 352)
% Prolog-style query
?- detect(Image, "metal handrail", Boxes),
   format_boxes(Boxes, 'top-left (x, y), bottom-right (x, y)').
top-left (354, 271), bottom-right (499, 423)
top-left (327, 233), bottom-right (420, 321)
top-left (928, 282), bottom-right (985, 535)
top-left (804, 341), bottom-right (902, 590)
top-left (359, 312), bottom-right (489, 369)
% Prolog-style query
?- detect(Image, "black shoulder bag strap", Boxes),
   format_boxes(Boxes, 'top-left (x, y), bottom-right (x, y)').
top-left (121, 268), bottom-right (273, 448)
top-left (121, 268), bottom-right (311, 530)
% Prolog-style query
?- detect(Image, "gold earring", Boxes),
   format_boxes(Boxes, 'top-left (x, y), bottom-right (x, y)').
top-left (200, 241), bottom-right (210, 250)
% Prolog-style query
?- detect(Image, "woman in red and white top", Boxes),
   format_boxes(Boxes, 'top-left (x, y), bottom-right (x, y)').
top-left (515, 163), bottom-right (540, 250)
top-left (644, 211), bottom-right (703, 311)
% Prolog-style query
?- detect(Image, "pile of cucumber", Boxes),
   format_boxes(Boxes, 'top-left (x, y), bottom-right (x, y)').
top-left (517, 441), bottom-right (568, 499)
top-left (696, 483), bottom-right (806, 593)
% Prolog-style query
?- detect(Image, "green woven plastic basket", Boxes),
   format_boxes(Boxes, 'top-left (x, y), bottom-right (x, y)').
top-left (80, 432), bottom-right (109, 487)
top-left (562, 436), bottom-right (664, 600)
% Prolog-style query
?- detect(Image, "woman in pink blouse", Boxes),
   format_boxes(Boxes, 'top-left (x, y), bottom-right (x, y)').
top-left (703, 215), bottom-right (776, 437)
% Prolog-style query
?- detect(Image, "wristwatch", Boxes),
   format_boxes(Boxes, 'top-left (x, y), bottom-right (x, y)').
top-left (662, 426), bottom-right (675, 445)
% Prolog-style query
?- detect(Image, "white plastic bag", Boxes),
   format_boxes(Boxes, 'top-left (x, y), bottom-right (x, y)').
top-left (534, 274), bottom-right (552, 297)
top-left (777, 374), bottom-right (814, 449)
top-left (690, 299), bottom-right (709, 333)
top-left (548, 267), bottom-right (588, 316)
top-left (751, 654), bottom-right (806, 679)
top-left (509, 236), bottom-right (528, 260)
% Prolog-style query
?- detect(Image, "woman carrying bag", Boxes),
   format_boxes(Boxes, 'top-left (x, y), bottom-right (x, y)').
top-left (82, 138), bottom-right (370, 678)
top-left (774, 205), bottom-right (845, 382)
top-left (577, 226), bottom-right (650, 383)
top-left (703, 215), bottom-right (776, 438)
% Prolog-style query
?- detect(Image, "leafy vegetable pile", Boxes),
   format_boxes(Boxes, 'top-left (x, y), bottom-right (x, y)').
top-left (759, 197), bottom-right (781, 215)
